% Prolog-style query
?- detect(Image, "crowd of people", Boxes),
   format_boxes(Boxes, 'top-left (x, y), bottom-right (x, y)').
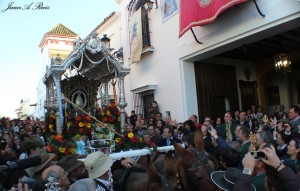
top-left (0, 102), bottom-right (300, 190)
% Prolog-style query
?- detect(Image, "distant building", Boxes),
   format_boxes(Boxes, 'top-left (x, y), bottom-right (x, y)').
top-left (15, 99), bottom-right (35, 120)
top-left (35, 23), bottom-right (78, 120)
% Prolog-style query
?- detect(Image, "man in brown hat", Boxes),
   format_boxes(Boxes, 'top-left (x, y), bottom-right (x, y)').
top-left (31, 149), bottom-right (55, 180)
top-left (58, 155), bottom-right (88, 185)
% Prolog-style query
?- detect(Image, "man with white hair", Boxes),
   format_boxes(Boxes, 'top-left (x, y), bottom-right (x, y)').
top-left (68, 178), bottom-right (97, 191)
top-left (42, 165), bottom-right (70, 191)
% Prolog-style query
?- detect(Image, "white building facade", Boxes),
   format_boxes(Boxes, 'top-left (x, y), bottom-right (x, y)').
top-left (93, 0), bottom-right (300, 122)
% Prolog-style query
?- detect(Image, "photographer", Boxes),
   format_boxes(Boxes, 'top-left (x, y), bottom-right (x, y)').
top-left (234, 146), bottom-right (300, 191)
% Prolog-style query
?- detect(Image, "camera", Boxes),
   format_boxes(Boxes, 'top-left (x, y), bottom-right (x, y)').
top-left (207, 126), bottom-right (212, 132)
top-left (20, 179), bottom-right (44, 191)
top-left (251, 151), bottom-right (266, 159)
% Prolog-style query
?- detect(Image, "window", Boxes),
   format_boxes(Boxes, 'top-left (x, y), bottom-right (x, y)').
top-left (133, 90), bottom-right (154, 119)
top-left (128, 0), bottom-right (151, 48)
top-left (143, 93), bottom-right (154, 120)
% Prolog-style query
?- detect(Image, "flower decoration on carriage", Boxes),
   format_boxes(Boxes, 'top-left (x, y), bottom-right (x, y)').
top-left (95, 103), bottom-right (121, 128)
top-left (46, 134), bottom-right (77, 160)
top-left (45, 111), bottom-right (57, 135)
top-left (74, 114), bottom-right (93, 136)
top-left (114, 132), bottom-right (145, 152)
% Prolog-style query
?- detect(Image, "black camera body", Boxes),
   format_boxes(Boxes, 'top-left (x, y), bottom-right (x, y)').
top-left (251, 151), bottom-right (266, 159)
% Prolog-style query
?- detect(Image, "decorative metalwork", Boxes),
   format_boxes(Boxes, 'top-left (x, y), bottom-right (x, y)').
top-left (61, 75), bottom-right (101, 114)
top-left (86, 32), bottom-right (104, 54)
top-left (45, 176), bottom-right (60, 191)
top-left (118, 75), bottom-right (127, 133)
top-left (44, 28), bottom-right (130, 133)
top-left (112, 48), bottom-right (123, 63)
top-left (263, 115), bottom-right (269, 125)
top-left (71, 90), bottom-right (87, 109)
top-left (225, 122), bottom-right (232, 143)
top-left (103, 81), bottom-right (110, 107)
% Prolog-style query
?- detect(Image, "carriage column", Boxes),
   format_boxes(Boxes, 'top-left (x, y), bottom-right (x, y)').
top-left (52, 71), bottom-right (64, 134)
top-left (103, 80), bottom-right (110, 107)
top-left (118, 74), bottom-right (127, 133)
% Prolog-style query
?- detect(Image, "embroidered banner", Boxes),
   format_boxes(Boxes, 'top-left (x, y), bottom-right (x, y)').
top-left (130, 8), bottom-right (143, 63)
top-left (179, 0), bottom-right (247, 37)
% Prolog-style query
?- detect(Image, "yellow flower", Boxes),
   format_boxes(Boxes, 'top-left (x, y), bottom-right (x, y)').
top-left (101, 112), bottom-right (105, 116)
top-left (49, 124), bottom-right (54, 132)
top-left (58, 147), bottom-right (66, 153)
top-left (50, 114), bottom-right (56, 119)
top-left (115, 138), bottom-right (121, 143)
top-left (79, 122), bottom-right (84, 127)
top-left (70, 148), bottom-right (77, 154)
top-left (118, 116), bottom-right (120, 122)
top-left (128, 132), bottom-right (134, 139)
top-left (87, 123), bottom-right (91, 128)
top-left (75, 134), bottom-right (81, 139)
top-left (67, 122), bottom-right (72, 127)
top-left (106, 110), bottom-right (111, 116)
top-left (139, 138), bottom-right (143, 142)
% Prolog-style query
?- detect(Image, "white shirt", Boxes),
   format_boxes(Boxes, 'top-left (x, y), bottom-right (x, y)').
top-left (96, 179), bottom-right (113, 191)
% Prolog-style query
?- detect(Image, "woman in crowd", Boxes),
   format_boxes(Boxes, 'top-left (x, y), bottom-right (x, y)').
top-left (11, 134), bottom-right (22, 157)
top-left (283, 138), bottom-right (300, 174)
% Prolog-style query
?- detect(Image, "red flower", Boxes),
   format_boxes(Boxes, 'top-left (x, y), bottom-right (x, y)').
top-left (84, 122), bottom-right (88, 127)
top-left (117, 140), bottom-right (122, 145)
top-left (79, 128), bottom-right (84, 133)
top-left (103, 116), bottom-right (108, 122)
top-left (76, 116), bottom-right (82, 121)
top-left (50, 146), bottom-right (55, 152)
top-left (65, 148), bottom-right (70, 155)
top-left (109, 117), bottom-right (114, 123)
top-left (131, 136), bottom-right (138, 143)
top-left (85, 115), bottom-right (91, 121)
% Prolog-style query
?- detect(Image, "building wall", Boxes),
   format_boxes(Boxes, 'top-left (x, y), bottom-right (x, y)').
top-left (108, 0), bottom-right (300, 122)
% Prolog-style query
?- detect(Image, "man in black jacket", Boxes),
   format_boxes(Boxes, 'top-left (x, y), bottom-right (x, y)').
top-left (158, 125), bottom-right (180, 146)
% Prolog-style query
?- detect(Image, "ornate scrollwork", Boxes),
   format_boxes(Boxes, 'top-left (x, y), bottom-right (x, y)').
top-left (112, 47), bottom-right (123, 63)
top-left (86, 32), bottom-right (104, 54)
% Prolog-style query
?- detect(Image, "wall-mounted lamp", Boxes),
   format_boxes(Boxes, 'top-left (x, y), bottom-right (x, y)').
top-left (144, 0), bottom-right (158, 12)
top-left (100, 34), bottom-right (111, 49)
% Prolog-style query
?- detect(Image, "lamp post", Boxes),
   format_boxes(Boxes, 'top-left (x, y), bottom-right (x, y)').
top-left (101, 34), bottom-right (111, 49)
top-left (144, 0), bottom-right (158, 12)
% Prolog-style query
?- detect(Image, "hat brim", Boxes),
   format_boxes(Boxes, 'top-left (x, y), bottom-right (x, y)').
top-left (211, 171), bottom-right (256, 191)
top-left (33, 153), bottom-right (55, 173)
top-left (66, 160), bottom-right (84, 173)
top-left (88, 156), bottom-right (113, 179)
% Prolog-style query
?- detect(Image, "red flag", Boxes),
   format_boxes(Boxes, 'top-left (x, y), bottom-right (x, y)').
top-left (179, 0), bottom-right (247, 37)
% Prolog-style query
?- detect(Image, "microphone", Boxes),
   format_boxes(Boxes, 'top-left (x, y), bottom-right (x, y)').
top-left (0, 156), bottom-right (42, 171)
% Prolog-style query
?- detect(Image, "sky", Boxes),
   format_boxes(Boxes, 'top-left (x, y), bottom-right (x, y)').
top-left (0, 0), bottom-right (118, 118)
